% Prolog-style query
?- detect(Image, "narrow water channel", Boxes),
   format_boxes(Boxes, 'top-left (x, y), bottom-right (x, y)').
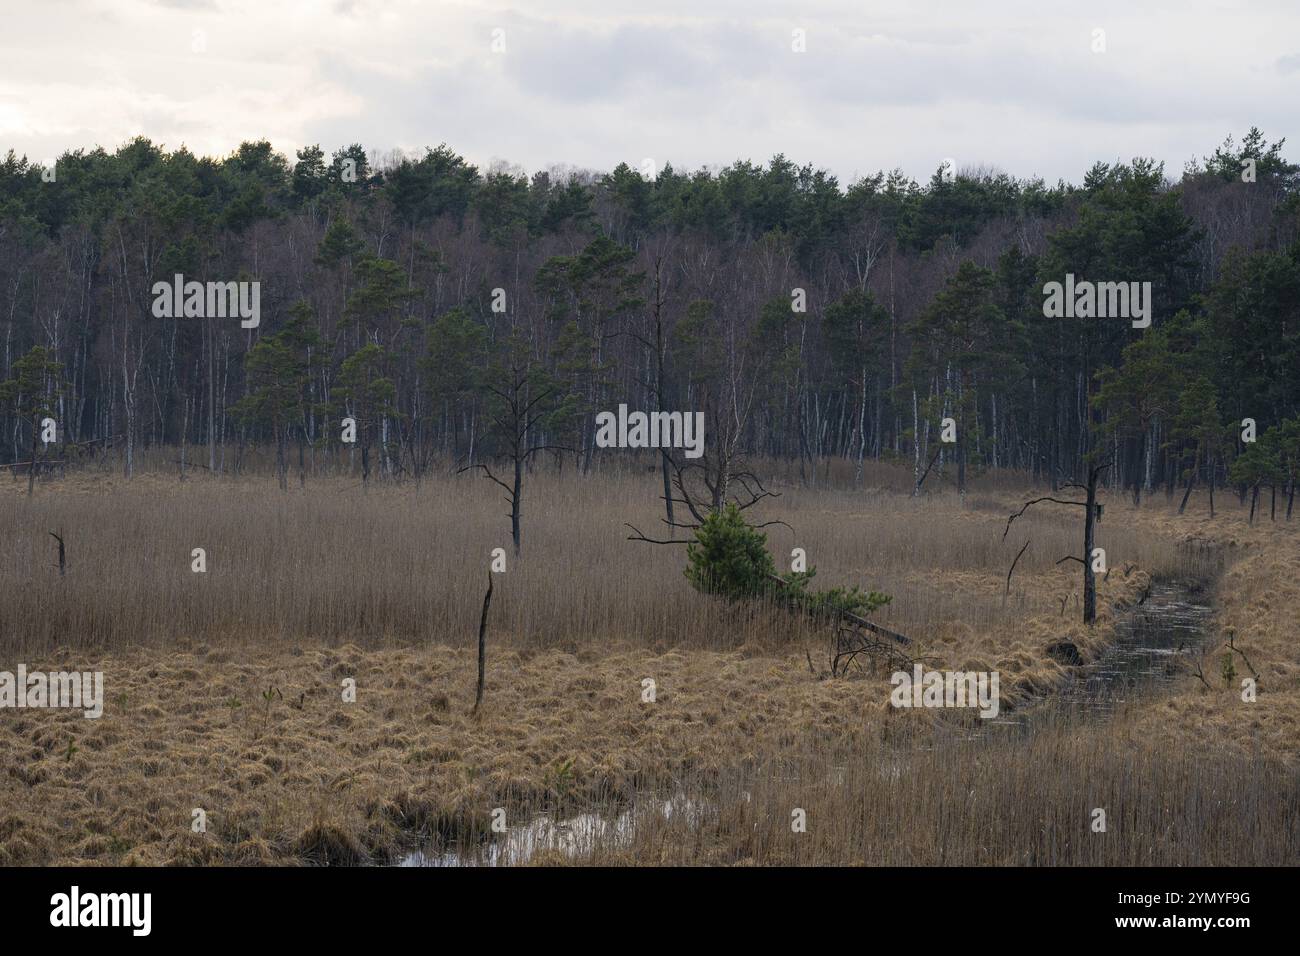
top-left (1058, 581), bottom-right (1215, 715)
top-left (983, 579), bottom-right (1217, 732)
top-left (401, 576), bottom-right (1217, 866)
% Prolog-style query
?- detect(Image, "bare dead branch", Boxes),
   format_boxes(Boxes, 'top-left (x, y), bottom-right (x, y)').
top-left (522, 443), bottom-right (574, 460)
top-left (1004, 539), bottom-right (1029, 604)
top-left (459, 462), bottom-right (512, 496)
top-left (1225, 633), bottom-right (1260, 680)
top-left (912, 448), bottom-right (942, 496)
top-left (656, 517), bottom-right (702, 532)
top-left (1003, 496), bottom-right (1088, 540)
top-left (625, 523), bottom-right (691, 545)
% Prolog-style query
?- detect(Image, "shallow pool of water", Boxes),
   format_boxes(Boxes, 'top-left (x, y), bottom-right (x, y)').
top-left (400, 793), bottom-right (709, 867)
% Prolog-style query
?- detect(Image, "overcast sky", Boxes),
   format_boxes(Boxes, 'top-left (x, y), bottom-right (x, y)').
top-left (2, 0), bottom-right (1297, 185)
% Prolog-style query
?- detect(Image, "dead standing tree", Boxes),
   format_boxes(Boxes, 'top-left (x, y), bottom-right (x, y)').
top-left (471, 571), bottom-right (493, 715)
top-left (1004, 455), bottom-right (1113, 625)
top-left (647, 263), bottom-right (789, 534)
top-left (644, 250), bottom-right (677, 531)
top-left (49, 530), bottom-right (66, 576)
top-left (626, 274), bottom-right (915, 670)
top-left (460, 341), bottom-right (569, 557)
top-left (634, 286), bottom-right (783, 538)
top-left (626, 439), bottom-right (785, 544)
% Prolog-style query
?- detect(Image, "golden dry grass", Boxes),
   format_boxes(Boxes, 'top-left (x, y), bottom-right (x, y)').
top-left (0, 458), bottom-right (1295, 865)
top-left (1122, 505), bottom-right (1300, 762)
top-left (1, 462), bottom-right (1179, 658)
top-left (0, 640), bottom-right (908, 865)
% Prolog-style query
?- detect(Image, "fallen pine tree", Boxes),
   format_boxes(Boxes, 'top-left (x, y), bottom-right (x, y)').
top-left (631, 503), bottom-right (919, 675)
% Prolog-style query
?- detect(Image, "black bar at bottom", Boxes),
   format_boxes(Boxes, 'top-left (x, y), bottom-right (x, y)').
top-left (0, 865), bottom-right (1278, 942)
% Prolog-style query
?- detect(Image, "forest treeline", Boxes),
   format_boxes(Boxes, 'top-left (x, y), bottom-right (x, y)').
top-left (1, 129), bottom-right (1298, 516)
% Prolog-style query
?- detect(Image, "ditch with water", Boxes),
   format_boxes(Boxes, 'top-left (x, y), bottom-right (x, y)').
top-left (402, 555), bottom-right (1223, 867)
top-left (982, 578), bottom-right (1217, 733)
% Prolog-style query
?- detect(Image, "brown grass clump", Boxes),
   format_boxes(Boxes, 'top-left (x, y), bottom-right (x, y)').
top-left (0, 640), bottom-right (902, 865)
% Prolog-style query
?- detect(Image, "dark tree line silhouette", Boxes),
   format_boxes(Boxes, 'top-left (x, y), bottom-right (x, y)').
top-left (1, 129), bottom-right (1297, 515)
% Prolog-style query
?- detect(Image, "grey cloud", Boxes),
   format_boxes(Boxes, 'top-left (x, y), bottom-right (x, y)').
top-left (8, 1), bottom-right (1297, 188)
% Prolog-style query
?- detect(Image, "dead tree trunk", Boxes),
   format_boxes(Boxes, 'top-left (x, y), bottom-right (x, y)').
top-left (652, 256), bottom-right (676, 533)
top-left (471, 572), bottom-right (493, 715)
top-left (1005, 457), bottom-right (1111, 626)
top-left (1083, 465), bottom-right (1099, 625)
top-left (912, 448), bottom-right (941, 497)
top-left (50, 530), bottom-right (65, 576)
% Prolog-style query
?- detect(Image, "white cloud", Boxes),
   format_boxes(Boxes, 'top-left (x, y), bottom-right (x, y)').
top-left (1, 0), bottom-right (1296, 182)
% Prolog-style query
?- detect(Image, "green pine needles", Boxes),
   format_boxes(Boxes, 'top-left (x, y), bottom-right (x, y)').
top-left (684, 504), bottom-right (890, 619)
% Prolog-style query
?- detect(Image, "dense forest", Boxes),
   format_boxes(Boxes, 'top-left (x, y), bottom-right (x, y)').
top-left (1, 129), bottom-right (1298, 515)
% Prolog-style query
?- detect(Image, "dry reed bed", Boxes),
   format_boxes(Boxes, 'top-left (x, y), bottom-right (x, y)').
top-left (583, 723), bottom-right (1299, 866)
top-left (0, 462), bottom-right (1290, 866)
top-left (2, 466), bottom-right (1187, 657)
